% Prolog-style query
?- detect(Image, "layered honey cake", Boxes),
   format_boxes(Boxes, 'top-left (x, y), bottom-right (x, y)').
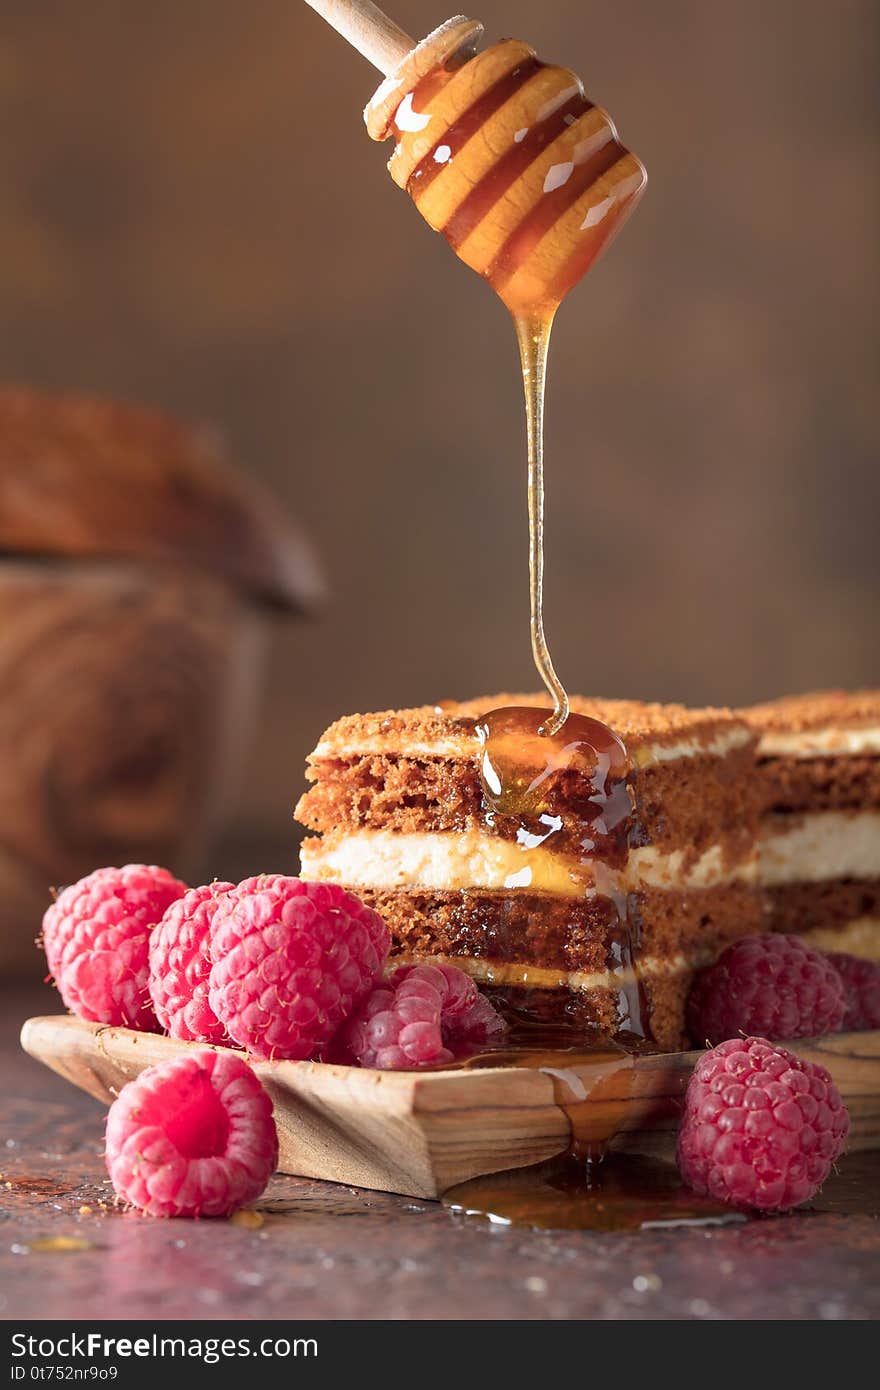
top-left (743, 691), bottom-right (880, 961)
top-left (296, 694), bottom-right (764, 1049)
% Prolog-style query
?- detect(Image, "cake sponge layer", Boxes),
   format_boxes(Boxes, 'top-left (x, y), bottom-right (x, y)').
top-left (298, 694), bottom-right (759, 864)
top-left (754, 755), bottom-right (880, 814)
top-left (743, 690), bottom-right (880, 748)
top-left (351, 881), bottom-right (763, 1048)
top-left (309, 692), bottom-right (753, 765)
top-left (357, 882), bottom-right (763, 971)
top-left (766, 879), bottom-right (880, 942)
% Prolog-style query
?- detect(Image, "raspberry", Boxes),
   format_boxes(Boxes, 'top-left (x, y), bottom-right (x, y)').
top-left (827, 953), bottom-right (880, 1031)
top-left (148, 882), bottom-right (236, 1043)
top-left (42, 865), bottom-right (188, 1030)
top-left (208, 876), bottom-right (390, 1060)
top-left (343, 962), bottom-right (507, 1069)
top-left (686, 935), bottom-right (846, 1046)
top-left (105, 1050), bottom-right (278, 1217)
top-left (677, 1037), bottom-right (849, 1210)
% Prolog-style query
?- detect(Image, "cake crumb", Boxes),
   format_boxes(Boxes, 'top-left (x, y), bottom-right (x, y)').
top-left (230, 1209), bottom-right (265, 1230)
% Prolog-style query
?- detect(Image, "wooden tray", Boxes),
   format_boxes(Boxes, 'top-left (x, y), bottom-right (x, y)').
top-left (21, 1015), bottom-right (880, 1200)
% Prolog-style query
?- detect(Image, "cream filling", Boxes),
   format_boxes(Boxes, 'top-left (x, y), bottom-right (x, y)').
top-left (629, 728), bottom-right (752, 767)
top-left (758, 810), bottom-right (880, 886)
top-left (310, 726), bottom-right (752, 768)
top-left (299, 828), bottom-right (756, 896)
top-left (387, 951), bottom-right (707, 992)
top-left (797, 918), bottom-right (880, 961)
top-left (758, 726), bottom-right (880, 758)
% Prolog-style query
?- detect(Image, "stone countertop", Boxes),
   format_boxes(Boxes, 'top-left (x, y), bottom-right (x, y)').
top-left (2, 984), bottom-right (878, 1322)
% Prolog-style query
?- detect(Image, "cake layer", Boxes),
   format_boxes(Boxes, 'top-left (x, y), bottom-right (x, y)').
top-left (743, 690), bottom-right (880, 740)
top-left (298, 695), bottom-right (759, 864)
top-left (310, 693), bottom-right (754, 766)
top-left (744, 692), bottom-right (880, 810)
top-left (766, 879), bottom-right (880, 941)
top-left (352, 880), bottom-right (762, 1049)
top-left (478, 974), bottom-right (694, 1051)
top-left (357, 881), bottom-right (763, 966)
top-left (758, 811), bottom-right (880, 886)
top-left (755, 755), bottom-right (880, 814)
top-left (744, 691), bottom-right (880, 963)
top-left (359, 885), bottom-right (616, 973)
top-left (360, 879), bottom-right (761, 1050)
top-left (301, 828), bottom-right (758, 895)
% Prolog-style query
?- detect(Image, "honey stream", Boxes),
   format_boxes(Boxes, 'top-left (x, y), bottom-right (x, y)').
top-left (386, 39), bottom-right (646, 740)
top-left (514, 311), bottom-right (568, 735)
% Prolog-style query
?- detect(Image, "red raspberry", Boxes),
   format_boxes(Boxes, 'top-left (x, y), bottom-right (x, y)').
top-left (827, 953), bottom-right (880, 1031)
top-left (677, 1036), bottom-right (849, 1210)
top-left (208, 876), bottom-right (390, 1060)
top-left (148, 882), bottom-right (236, 1043)
top-left (105, 1050), bottom-right (277, 1217)
top-left (343, 962), bottom-right (507, 1069)
top-left (686, 935), bottom-right (846, 1046)
top-left (42, 865), bottom-right (188, 1030)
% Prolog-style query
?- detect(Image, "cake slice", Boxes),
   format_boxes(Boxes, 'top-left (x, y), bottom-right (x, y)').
top-left (296, 694), bottom-right (763, 1050)
top-left (742, 691), bottom-right (880, 960)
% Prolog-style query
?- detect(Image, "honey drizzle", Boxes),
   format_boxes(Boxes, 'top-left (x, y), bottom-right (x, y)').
top-left (375, 31), bottom-right (684, 1231)
top-left (388, 43), bottom-right (645, 738)
top-left (514, 312), bottom-right (568, 736)
top-left (476, 705), bottom-right (647, 1039)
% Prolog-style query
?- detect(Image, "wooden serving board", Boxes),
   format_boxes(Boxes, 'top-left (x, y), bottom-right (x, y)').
top-left (21, 1015), bottom-right (880, 1200)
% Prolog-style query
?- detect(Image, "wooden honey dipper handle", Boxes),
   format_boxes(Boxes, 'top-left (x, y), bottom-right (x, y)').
top-left (302, 0), bottom-right (416, 75)
top-left (304, 1), bottom-right (483, 105)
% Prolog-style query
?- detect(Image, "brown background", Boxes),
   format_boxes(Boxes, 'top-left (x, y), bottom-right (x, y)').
top-left (0, 0), bottom-right (877, 864)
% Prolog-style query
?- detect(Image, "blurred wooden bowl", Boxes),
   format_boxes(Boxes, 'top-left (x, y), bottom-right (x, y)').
top-left (0, 386), bottom-right (323, 973)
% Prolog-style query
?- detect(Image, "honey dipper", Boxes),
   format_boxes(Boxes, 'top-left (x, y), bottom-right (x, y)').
top-left (304, 2), bottom-right (646, 734)
top-left (304, 3), bottom-right (646, 316)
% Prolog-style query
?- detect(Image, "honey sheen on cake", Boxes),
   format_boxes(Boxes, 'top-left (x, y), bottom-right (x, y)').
top-left (296, 694), bottom-right (763, 1049)
top-left (743, 690), bottom-right (880, 960)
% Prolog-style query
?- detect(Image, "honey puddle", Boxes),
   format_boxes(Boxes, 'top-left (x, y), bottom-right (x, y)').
top-left (440, 1042), bottom-right (743, 1231)
top-left (443, 1155), bottom-right (744, 1232)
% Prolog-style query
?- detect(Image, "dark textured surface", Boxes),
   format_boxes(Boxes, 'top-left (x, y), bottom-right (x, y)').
top-left (3, 985), bottom-right (879, 1320)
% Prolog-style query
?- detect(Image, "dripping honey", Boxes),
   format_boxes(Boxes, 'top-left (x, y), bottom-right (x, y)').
top-left (378, 32), bottom-right (654, 1224)
top-left (476, 706), bottom-right (647, 1040)
top-left (434, 1041), bottom-right (742, 1231)
top-left (389, 39), bottom-right (645, 730)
